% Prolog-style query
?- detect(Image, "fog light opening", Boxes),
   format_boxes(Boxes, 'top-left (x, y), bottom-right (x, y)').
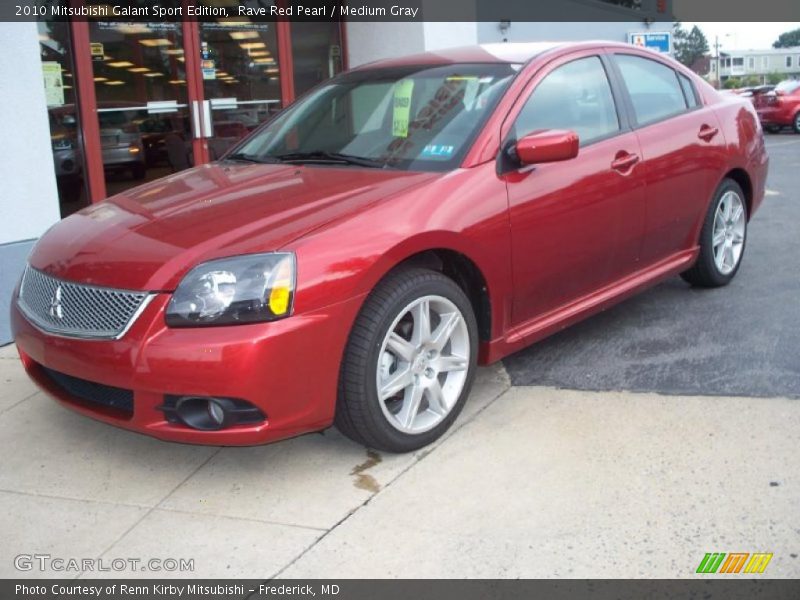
top-left (161, 395), bottom-right (267, 431)
top-left (175, 396), bottom-right (231, 431)
top-left (207, 399), bottom-right (225, 427)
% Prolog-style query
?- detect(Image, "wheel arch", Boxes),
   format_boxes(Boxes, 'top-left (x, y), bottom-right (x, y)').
top-left (722, 168), bottom-right (753, 219)
top-left (357, 235), bottom-right (500, 344)
top-left (391, 249), bottom-right (493, 342)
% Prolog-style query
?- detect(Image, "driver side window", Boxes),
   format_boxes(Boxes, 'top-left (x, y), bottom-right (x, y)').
top-left (514, 56), bottom-right (620, 146)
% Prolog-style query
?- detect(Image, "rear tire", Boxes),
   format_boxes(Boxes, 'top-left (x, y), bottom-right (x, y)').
top-left (793, 112), bottom-right (800, 134)
top-left (681, 179), bottom-right (747, 288)
top-left (336, 267), bottom-right (478, 453)
top-left (764, 124), bottom-right (781, 134)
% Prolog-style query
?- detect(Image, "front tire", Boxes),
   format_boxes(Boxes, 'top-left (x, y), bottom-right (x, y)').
top-left (793, 112), bottom-right (800, 134)
top-left (681, 179), bottom-right (747, 287)
top-left (336, 267), bottom-right (478, 453)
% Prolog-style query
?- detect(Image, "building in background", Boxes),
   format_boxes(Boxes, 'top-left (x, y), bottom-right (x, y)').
top-left (710, 47), bottom-right (800, 86)
top-left (0, 16), bottom-right (345, 343)
top-left (0, 0), bottom-right (674, 343)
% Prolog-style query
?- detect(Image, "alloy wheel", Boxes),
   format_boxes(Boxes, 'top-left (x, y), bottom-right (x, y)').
top-left (712, 190), bottom-right (746, 275)
top-left (376, 295), bottom-right (470, 434)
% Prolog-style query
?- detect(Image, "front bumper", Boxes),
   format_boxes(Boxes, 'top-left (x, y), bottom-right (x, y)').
top-left (11, 291), bottom-right (364, 445)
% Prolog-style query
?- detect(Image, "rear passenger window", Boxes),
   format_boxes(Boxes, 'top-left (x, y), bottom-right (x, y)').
top-left (514, 56), bottom-right (620, 146)
top-left (678, 73), bottom-right (699, 108)
top-left (613, 54), bottom-right (688, 125)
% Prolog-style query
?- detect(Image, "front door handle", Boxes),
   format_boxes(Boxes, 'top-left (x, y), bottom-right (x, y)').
top-left (611, 152), bottom-right (640, 173)
top-left (698, 125), bottom-right (719, 142)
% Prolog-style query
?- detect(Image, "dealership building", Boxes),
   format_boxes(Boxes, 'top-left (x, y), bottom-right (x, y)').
top-left (0, 0), bottom-right (673, 343)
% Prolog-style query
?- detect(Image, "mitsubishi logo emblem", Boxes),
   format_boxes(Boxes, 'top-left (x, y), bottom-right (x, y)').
top-left (49, 286), bottom-right (64, 320)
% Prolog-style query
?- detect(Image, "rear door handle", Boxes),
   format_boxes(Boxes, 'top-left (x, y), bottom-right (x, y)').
top-left (698, 125), bottom-right (719, 142)
top-left (611, 152), bottom-right (640, 173)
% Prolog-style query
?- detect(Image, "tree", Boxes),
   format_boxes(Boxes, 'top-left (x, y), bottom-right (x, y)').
top-left (773, 28), bottom-right (800, 48)
top-left (673, 23), bottom-right (710, 68)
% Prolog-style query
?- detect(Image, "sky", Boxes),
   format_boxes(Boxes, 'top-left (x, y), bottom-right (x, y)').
top-left (680, 22), bottom-right (800, 52)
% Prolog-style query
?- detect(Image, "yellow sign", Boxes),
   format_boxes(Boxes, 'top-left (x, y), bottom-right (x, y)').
top-left (42, 61), bottom-right (64, 107)
top-left (90, 42), bottom-right (104, 61)
top-left (392, 79), bottom-right (414, 138)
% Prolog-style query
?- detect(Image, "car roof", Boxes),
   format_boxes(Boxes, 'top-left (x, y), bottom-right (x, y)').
top-left (353, 41), bottom-right (635, 70)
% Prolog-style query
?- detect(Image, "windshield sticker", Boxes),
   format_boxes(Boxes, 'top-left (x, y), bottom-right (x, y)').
top-left (421, 144), bottom-right (455, 159)
top-left (392, 79), bottom-right (414, 138)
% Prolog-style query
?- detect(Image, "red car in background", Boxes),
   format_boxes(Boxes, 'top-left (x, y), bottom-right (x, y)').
top-left (12, 42), bottom-right (768, 453)
top-left (754, 80), bottom-right (800, 133)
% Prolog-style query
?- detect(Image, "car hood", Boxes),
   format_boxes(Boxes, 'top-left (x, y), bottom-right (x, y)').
top-left (29, 162), bottom-right (439, 291)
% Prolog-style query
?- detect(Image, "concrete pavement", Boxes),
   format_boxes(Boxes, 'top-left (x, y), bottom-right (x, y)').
top-left (280, 387), bottom-right (800, 578)
top-left (1, 342), bottom-right (798, 579)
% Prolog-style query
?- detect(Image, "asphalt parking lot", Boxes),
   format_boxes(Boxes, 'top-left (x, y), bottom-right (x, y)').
top-left (505, 132), bottom-right (800, 399)
top-left (0, 134), bottom-right (798, 579)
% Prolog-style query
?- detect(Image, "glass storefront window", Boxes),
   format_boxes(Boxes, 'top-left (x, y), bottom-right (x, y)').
top-left (291, 22), bottom-right (344, 97)
top-left (89, 21), bottom-right (193, 197)
top-left (36, 14), bottom-right (344, 216)
top-left (39, 20), bottom-right (88, 218)
top-left (199, 20), bottom-right (282, 159)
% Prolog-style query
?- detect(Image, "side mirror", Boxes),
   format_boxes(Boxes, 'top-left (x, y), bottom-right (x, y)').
top-left (515, 129), bottom-right (579, 165)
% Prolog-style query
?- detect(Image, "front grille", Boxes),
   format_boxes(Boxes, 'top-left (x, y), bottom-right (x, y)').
top-left (41, 366), bottom-right (134, 415)
top-left (18, 266), bottom-right (152, 339)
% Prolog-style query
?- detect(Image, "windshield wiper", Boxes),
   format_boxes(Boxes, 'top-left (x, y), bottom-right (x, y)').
top-left (274, 151), bottom-right (388, 169)
top-left (224, 152), bottom-right (281, 164)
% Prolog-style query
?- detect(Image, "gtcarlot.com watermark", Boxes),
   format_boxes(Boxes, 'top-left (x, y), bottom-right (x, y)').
top-left (14, 554), bottom-right (194, 573)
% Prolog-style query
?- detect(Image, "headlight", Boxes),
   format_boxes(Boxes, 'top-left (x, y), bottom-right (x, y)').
top-left (165, 253), bottom-right (295, 327)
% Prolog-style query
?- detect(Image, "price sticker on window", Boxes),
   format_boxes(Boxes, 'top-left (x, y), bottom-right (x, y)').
top-left (392, 79), bottom-right (414, 138)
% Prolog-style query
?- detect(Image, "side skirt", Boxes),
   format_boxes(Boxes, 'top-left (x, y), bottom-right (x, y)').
top-left (478, 247), bottom-right (699, 364)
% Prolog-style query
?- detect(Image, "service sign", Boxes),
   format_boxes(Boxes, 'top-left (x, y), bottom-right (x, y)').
top-left (628, 31), bottom-right (672, 54)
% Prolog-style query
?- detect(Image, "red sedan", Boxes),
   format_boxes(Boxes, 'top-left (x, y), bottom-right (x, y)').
top-left (754, 79), bottom-right (800, 133)
top-left (12, 42), bottom-right (768, 452)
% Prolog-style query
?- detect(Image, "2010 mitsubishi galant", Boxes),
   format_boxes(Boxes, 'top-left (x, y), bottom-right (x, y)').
top-left (12, 43), bottom-right (768, 452)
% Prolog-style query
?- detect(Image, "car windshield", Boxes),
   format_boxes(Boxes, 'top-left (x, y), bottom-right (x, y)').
top-left (229, 63), bottom-right (518, 171)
